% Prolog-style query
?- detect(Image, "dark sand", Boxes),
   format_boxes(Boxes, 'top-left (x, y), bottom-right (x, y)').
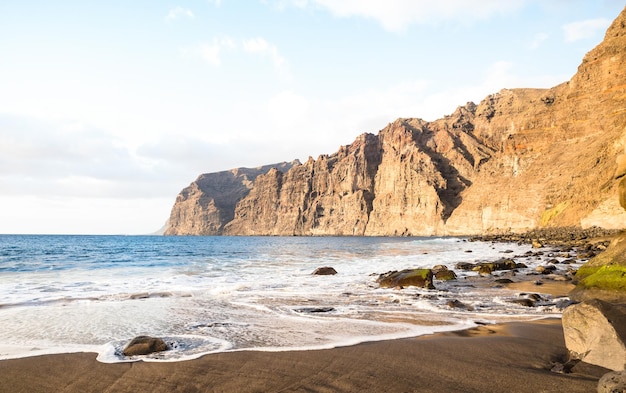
top-left (0, 318), bottom-right (608, 393)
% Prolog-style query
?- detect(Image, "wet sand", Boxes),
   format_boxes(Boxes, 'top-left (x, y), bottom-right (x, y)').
top-left (0, 318), bottom-right (607, 393)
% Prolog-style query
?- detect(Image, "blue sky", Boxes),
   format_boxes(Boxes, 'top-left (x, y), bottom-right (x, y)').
top-left (0, 0), bottom-right (623, 234)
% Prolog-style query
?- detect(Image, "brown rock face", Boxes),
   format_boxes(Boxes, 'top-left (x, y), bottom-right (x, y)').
top-left (166, 7), bottom-right (626, 236)
top-left (164, 162), bottom-right (296, 235)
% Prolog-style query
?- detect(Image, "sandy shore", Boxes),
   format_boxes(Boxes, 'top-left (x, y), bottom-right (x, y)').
top-left (0, 318), bottom-right (608, 393)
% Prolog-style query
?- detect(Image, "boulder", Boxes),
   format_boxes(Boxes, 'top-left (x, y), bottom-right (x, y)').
top-left (562, 299), bottom-right (626, 371)
top-left (377, 269), bottom-right (435, 289)
top-left (432, 265), bottom-right (457, 280)
top-left (294, 307), bottom-right (335, 313)
top-left (312, 266), bottom-right (337, 275)
top-left (598, 370), bottom-right (626, 393)
top-left (122, 336), bottom-right (169, 357)
top-left (446, 299), bottom-right (473, 311)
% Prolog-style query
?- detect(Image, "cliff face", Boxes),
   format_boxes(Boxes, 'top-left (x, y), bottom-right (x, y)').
top-left (164, 162), bottom-right (296, 235)
top-left (165, 7), bottom-right (626, 236)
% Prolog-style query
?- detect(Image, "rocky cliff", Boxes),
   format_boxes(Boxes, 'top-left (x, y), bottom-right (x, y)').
top-left (165, 7), bottom-right (626, 236)
top-left (164, 162), bottom-right (296, 235)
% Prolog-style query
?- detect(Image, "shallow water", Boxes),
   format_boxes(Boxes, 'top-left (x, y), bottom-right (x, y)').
top-left (0, 235), bottom-right (578, 362)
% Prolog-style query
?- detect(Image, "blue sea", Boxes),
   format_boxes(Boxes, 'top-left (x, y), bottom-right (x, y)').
top-left (0, 235), bottom-right (572, 362)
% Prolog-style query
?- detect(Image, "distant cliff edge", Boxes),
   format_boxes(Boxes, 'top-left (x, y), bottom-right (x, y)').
top-left (165, 6), bottom-right (626, 236)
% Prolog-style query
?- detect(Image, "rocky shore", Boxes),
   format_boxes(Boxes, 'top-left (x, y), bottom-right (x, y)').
top-left (471, 226), bottom-right (620, 250)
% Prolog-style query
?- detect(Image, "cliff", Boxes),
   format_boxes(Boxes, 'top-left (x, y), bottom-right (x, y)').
top-left (164, 161), bottom-right (297, 235)
top-left (165, 7), bottom-right (626, 236)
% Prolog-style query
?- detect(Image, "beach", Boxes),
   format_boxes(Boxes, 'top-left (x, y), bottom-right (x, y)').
top-left (0, 234), bottom-right (612, 392)
top-left (0, 318), bottom-right (607, 393)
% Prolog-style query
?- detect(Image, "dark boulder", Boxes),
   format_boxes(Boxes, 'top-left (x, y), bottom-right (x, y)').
top-left (312, 266), bottom-right (337, 275)
top-left (122, 336), bottom-right (169, 356)
top-left (377, 269), bottom-right (435, 289)
top-left (432, 265), bottom-right (457, 280)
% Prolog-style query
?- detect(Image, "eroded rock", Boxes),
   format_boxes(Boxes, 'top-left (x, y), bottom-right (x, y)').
top-left (562, 299), bottom-right (626, 371)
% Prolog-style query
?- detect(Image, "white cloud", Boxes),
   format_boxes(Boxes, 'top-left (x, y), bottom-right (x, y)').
top-left (242, 37), bottom-right (291, 80)
top-left (267, 91), bottom-right (310, 127)
top-left (529, 32), bottom-right (549, 49)
top-left (277, 0), bottom-right (528, 31)
top-left (166, 6), bottom-right (195, 21)
top-left (563, 18), bottom-right (611, 42)
top-left (208, 0), bottom-right (222, 6)
top-left (186, 36), bottom-right (291, 78)
top-left (185, 37), bottom-right (235, 66)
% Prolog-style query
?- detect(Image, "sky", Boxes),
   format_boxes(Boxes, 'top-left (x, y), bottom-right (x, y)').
top-left (0, 0), bottom-right (624, 235)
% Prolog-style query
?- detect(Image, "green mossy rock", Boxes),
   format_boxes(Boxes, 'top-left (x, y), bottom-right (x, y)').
top-left (377, 269), bottom-right (435, 289)
top-left (571, 231), bottom-right (626, 302)
top-left (434, 269), bottom-right (457, 280)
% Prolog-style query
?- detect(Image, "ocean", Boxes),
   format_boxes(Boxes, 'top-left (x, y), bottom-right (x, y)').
top-left (0, 235), bottom-right (573, 363)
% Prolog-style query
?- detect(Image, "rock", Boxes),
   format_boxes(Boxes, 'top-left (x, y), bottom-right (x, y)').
top-left (598, 370), bottom-right (626, 393)
top-left (562, 299), bottom-right (626, 371)
top-left (472, 259), bottom-right (518, 275)
top-left (294, 307), bottom-right (335, 313)
top-left (532, 240), bottom-right (543, 249)
top-left (572, 232), bottom-right (626, 303)
top-left (455, 262), bottom-right (475, 271)
top-left (122, 336), bottom-right (169, 356)
top-left (510, 298), bottom-right (535, 307)
top-left (432, 265), bottom-right (457, 280)
top-left (536, 265), bottom-right (557, 274)
top-left (476, 265), bottom-right (492, 276)
top-left (446, 299), bottom-right (473, 311)
top-left (312, 266), bottom-right (337, 275)
top-left (377, 269), bottom-right (435, 289)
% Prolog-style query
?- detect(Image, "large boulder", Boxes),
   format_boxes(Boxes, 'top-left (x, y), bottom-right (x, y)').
top-left (562, 299), bottom-right (626, 371)
top-left (377, 269), bottom-right (435, 289)
top-left (122, 336), bottom-right (169, 357)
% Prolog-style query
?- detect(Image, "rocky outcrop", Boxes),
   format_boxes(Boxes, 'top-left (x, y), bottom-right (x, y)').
top-left (562, 299), bottom-right (626, 371)
top-left (164, 162), bottom-right (296, 235)
top-left (166, 6), bottom-right (626, 237)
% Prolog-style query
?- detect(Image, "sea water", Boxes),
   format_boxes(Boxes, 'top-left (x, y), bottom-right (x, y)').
top-left (0, 235), bottom-right (576, 363)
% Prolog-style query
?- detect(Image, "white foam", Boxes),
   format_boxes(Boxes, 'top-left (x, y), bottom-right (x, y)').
top-left (0, 236), bottom-right (574, 363)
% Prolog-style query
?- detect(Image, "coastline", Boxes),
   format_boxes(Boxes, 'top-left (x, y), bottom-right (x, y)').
top-left (0, 319), bottom-right (608, 393)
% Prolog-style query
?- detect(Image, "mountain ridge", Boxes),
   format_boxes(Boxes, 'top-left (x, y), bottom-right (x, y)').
top-left (165, 6), bottom-right (626, 236)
